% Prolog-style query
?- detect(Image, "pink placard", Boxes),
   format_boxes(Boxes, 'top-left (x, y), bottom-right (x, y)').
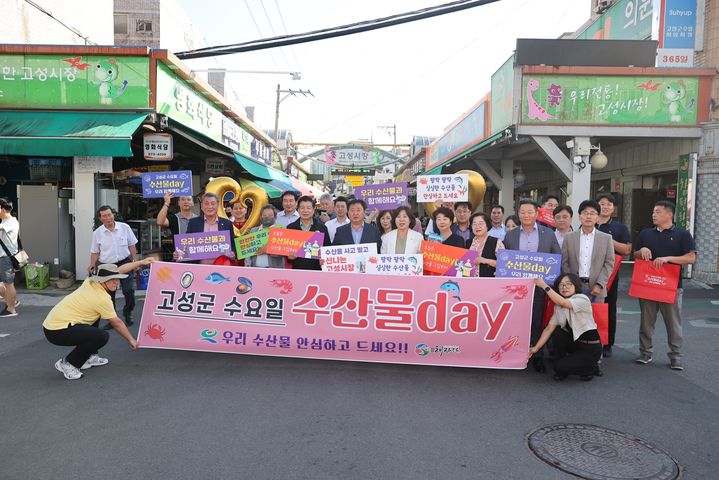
top-left (139, 262), bottom-right (535, 369)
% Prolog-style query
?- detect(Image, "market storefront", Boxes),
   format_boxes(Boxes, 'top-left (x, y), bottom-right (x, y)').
top-left (0, 44), bottom-right (315, 280)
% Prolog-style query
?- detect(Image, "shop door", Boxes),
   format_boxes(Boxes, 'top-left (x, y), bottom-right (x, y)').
top-left (631, 189), bottom-right (666, 239)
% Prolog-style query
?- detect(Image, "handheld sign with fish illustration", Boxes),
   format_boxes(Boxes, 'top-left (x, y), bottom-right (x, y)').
top-left (420, 241), bottom-right (478, 276)
top-left (495, 250), bottom-right (561, 283)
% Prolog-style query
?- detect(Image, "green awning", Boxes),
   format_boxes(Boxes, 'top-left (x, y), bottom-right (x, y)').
top-left (0, 111), bottom-right (146, 157)
top-left (234, 152), bottom-right (289, 182)
top-left (426, 131), bottom-right (506, 175)
top-left (239, 177), bottom-right (284, 199)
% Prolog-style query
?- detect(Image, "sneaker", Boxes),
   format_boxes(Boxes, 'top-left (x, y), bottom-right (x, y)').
top-left (81, 354), bottom-right (109, 370)
top-left (635, 354), bottom-right (653, 364)
top-left (54, 358), bottom-right (83, 380)
top-left (0, 308), bottom-right (18, 317)
top-left (670, 358), bottom-right (684, 371)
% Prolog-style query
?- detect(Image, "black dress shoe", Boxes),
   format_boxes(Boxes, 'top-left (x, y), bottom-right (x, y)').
top-left (580, 374), bottom-right (594, 381)
top-left (532, 358), bottom-right (546, 373)
top-left (602, 346), bottom-right (612, 358)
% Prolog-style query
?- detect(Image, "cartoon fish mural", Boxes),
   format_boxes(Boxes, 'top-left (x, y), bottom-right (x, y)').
top-left (205, 272), bottom-right (231, 284)
top-left (439, 280), bottom-right (461, 300)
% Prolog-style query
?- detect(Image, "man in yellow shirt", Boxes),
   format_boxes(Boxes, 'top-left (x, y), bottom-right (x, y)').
top-left (42, 259), bottom-right (153, 380)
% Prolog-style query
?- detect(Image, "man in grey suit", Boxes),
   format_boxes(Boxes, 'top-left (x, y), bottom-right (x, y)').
top-left (561, 200), bottom-right (615, 302)
top-left (503, 198), bottom-right (562, 373)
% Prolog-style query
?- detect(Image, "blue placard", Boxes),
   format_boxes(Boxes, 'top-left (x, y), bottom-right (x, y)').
top-left (495, 249), bottom-right (562, 284)
top-left (141, 170), bottom-right (193, 198)
top-left (663, 0), bottom-right (697, 49)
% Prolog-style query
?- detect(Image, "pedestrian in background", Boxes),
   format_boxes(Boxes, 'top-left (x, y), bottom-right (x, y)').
top-left (0, 198), bottom-right (20, 317)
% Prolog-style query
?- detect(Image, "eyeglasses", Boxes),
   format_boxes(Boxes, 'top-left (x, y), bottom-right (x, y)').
top-left (558, 283), bottom-right (574, 289)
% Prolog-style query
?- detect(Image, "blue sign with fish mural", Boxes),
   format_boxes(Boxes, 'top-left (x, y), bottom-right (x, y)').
top-left (495, 250), bottom-right (561, 284)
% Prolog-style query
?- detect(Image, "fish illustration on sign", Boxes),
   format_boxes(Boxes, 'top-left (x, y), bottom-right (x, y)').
top-left (205, 272), bottom-right (231, 284)
top-left (439, 280), bottom-right (461, 300)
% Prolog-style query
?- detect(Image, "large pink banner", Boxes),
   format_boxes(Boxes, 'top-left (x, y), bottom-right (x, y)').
top-left (139, 262), bottom-right (534, 369)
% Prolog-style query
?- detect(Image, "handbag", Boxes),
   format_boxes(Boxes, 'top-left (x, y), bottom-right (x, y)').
top-left (628, 259), bottom-right (681, 304)
top-left (0, 235), bottom-right (28, 271)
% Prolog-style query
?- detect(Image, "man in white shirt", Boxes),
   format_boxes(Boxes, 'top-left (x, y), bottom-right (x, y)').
top-left (89, 206), bottom-right (138, 328)
top-left (275, 191), bottom-right (300, 227)
top-left (488, 205), bottom-right (506, 240)
top-left (324, 196), bottom-right (350, 242)
top-left (0, 198), bottom-right (20, 317)
top-left (561, 200), bottom-right (615, 302)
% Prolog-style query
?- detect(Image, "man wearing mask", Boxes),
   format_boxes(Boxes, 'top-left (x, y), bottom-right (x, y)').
top-left (245, 205), bottom-right (285, 269)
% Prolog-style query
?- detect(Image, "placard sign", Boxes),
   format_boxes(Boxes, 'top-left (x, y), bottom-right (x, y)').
top-left (416, 174), bottom-right (469, 202)
top-left (267, 229), bottom-right (325, 258)
top-left (141, 170), bottom-right (192, 198)
top-left (365, 254), bottom-right (424, 276)
top-left (320, 243), bottom-right (377, 273)
top-left (495, 250), bottom-right (561, 284)
top-left (234, 228), bottom-right (271, 260)
top-left (420, 241), bottom-right (478, 277)
top-left (173, 231), bottom-right (232, 261)
top-left (354, 182), bottom-right (408, 211)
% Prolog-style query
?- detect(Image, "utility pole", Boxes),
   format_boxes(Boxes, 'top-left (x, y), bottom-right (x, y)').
top-left (377, 124), bottom-right (397, 154)
top-left (274, 84), bottom-right (313, 172)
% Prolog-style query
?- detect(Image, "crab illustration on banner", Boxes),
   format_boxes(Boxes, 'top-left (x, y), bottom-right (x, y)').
top-left (138, 261), bottom-right (535, 369)
top-left (423, 170), bottom-right (486, 216)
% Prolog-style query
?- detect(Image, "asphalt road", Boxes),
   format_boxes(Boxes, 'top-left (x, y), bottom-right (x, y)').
top-left (1, 280), bottom-right (718, 479)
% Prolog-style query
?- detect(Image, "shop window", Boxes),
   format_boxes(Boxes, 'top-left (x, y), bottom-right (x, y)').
top-left (114, 14), bottom-right (128, 35)
top-left (136, 20), bottom-right (153, 32)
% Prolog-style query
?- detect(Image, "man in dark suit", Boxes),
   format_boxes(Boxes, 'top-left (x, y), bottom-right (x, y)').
top-left (185, 192), bottom-right (235, 263)
top-left (504, 198), bottom-right (562, 373)
top-left (332, 199), bottom-right (382, 251)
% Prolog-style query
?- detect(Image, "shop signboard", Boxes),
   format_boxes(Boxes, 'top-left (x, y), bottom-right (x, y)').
top-left (317, 145), bottom-right (398, 167)
top-left (205, 158), bottom-right (226, 174)
top-left (676, 153), bottom-right (690, 229)
top-left (74, 156), bottom-right (112, 173)
top-left (657, 0), bottom-right (697, 68)
top-left (577, 0), bottom-right (653, 40)
top-left (252, 138), bottom-right (272, 165)
top-left (156, 63), bottom-right (223, 143)
top-left (521, 75), bottom-right (699, 126)
top-left (345, 175), bottom-right (365, 187)
top-left (221, 117), bottom-right (252, 157)
top-left (0, 54), bottom-right (150, 109)
top-left (426, 101), bottom-right (487, 171)
top-left (331, 167), bottom-right (374, 175)
top-left (490, 55), bottom-right (515, 135)
top-left (143, 133), bottom-right (173, 160)
top-left (141, 170), bottom-right (192, 198)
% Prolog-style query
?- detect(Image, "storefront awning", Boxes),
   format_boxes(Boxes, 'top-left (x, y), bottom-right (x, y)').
top-left (238, 177), bottom-right (284, 200)
top-left (426, 131), bottom-right (506, 175)
top-left (0, 111), bottom-right (146, 157)
top-left (234, 153), bottom-right (290, 182)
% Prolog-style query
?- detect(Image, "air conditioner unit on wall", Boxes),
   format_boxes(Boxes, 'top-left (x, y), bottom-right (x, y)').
top-left (595, 0), bottom-right (613, 14)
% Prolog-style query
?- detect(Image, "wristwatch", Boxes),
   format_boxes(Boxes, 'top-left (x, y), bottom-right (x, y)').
top-left (544, 286), bottom-right (551, 293)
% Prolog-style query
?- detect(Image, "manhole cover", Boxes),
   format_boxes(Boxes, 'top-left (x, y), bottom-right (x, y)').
top-left (527, 424), bottom-right (680, 480)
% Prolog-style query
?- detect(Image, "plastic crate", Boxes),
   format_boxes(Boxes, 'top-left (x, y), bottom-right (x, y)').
top-left (24, 263), bottom-right (49, 290)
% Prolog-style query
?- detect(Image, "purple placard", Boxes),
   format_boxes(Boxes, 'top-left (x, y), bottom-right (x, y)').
top-left (445, 249), bottom-right (479, 277)
top-left (495, 250), bottom-right (562, 284)
top-left (355, 182), bottom-right (408, 211)
top-left (173, 231), bottom-right (232, 261)
top-left (142, 170), bottom-right (193, 198)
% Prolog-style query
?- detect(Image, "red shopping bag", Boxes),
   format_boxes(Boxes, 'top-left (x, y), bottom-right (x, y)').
top-left (628, 259), bottom-right (680, 304)
top-left (541, 301), bottom-right (608, 344)
top-left (592, 303), bottom-right (609, 346)
top-left (606, 254), bottom-right (623, 291)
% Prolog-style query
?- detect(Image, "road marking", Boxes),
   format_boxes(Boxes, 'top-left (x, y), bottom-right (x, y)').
top-left (689, 319), bottom-right (719, 329)
top-left (0, 334), bottom-right (10, 338)
top-left (711, 301), bottom-right (719, 306)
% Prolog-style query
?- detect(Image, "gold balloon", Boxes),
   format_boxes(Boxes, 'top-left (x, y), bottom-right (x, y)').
top-left (205, 176), bottom-right (269, 236)
top-left (422, 169), bottom-right (487, 216)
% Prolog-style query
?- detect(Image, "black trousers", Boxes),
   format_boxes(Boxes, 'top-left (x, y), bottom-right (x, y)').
top-left (604, 275), bottom-right (619, 346)
top-left (43, 319), bottom-right (109, 369)
top-left (531, 287), bottom-right (546, 354)
top-left (551, 328), bottom-right (602, 377)
top-left (108, 257), bottom-right (135, 320)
